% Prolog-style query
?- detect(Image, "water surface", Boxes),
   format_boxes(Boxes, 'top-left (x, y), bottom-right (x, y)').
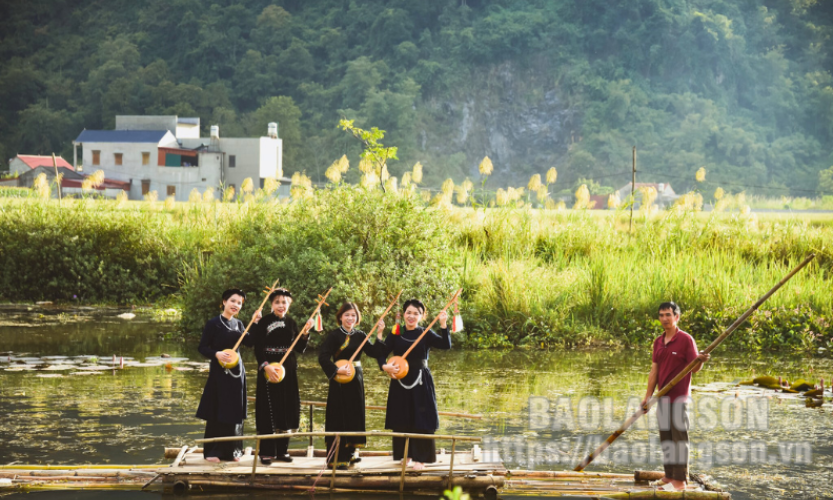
top-left (1, 309), bottom-right (831, 499)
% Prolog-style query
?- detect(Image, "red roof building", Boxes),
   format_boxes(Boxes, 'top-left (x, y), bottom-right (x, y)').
top-left (9, 154), bottom-right (75, 174)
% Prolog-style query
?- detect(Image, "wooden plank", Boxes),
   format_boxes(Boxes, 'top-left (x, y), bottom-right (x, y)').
top-left (171, 446), bottom-right (188, 468)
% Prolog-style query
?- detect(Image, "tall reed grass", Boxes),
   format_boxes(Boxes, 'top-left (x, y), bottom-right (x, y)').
top-left (1, 191), bottom-right (830, 350)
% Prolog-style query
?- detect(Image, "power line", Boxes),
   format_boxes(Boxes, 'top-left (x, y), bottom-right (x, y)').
top-left (635, 167), bottom-right (833, 196)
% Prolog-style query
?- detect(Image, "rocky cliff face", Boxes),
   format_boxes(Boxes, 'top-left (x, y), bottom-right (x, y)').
top-left (419, 62), bottom-right (579, 184)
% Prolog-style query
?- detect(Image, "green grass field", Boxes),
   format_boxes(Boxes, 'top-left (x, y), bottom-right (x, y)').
top-left (1, 191), bottom-right (831, 350)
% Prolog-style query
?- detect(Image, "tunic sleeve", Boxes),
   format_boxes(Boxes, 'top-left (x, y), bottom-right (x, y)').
top-left (376, 333), bottom-right (395, 370)
top-left (361, 333), bottom-right (386, 359)
top-left (426, 327), bottom-right (452, 350)
top-left (251, 320), bottom-right (266, 368)
top-left (198, 320), bottom-right (218, 360)
top-left (318, 330), bottom-right (340, 380)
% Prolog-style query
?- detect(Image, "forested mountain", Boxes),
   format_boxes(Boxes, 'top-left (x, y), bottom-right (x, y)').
top-left (1, 0), bottom-right (832, 194)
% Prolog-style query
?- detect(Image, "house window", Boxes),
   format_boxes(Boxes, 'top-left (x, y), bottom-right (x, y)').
top-left (167, 185), bottom-right (176, 196)
top-left (114, 153), bottom-right (123, 165)
top-left (228, 155), bottom-right (236, 168)
top-left (141, 180), bottom-right (150, 195)
top-left (142, 152), bottom-right (150, 165)
top-left (92, 151), bottom-right (100, 165)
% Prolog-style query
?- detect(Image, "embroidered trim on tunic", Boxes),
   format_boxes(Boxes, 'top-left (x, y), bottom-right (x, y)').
top-left (265, 346), bottom-right (289, 353)
top-left (335, 335), bottom-right (351, 356)
top-left (266, 321), bottom-right (286, 333)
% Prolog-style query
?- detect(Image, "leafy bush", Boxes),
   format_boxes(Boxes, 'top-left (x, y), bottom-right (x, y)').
top-left (0, 199), bottom-right (194, 303)
top-left (179, 187), bottom-right (460, 343)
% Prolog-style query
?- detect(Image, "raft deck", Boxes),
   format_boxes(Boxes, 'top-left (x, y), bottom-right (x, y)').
top-left (0, 430), bottom-right (731, 498)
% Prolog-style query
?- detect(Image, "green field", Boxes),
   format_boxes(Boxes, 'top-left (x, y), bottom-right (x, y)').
top-left (1, 191), bottom-right (830, 351)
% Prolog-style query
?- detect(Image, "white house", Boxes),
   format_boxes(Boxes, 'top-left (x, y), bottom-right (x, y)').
top-left (72, 116), bottom-right (284, 201)
top-left (616, 182), bottom-right (679, 208)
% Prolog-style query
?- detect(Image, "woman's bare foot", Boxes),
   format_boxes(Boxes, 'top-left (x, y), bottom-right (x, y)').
top-left (205, 457), bottom-right (221, 463)
top-left (412, 461), bottom-right (425, 470)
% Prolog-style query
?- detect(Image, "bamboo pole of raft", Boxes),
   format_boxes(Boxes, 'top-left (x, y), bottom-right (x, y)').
top-left (231, 277), bottom-right (281, 352)
top-left (243, 398), bottom-right (483, 419)
top-left (196, 431), bottom-right (481, 444)
top-left (447, 438), bottom-right (456, 490)
top-left (335, 290), bottom-right (402, 382)
top-left (573, 253), bottom-right (817, 472)
top-left (399, 437), bottom-right (409, 492)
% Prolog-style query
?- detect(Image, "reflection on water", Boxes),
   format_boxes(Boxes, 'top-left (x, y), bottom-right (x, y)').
top-left (1, 311), bottom-right (832, 500)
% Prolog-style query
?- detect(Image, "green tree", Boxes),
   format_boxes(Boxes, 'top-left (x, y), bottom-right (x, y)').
top-left (247, 96), bottom-right (303, 173)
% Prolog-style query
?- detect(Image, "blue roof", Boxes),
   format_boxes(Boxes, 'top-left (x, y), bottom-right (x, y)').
top-left (75, 130), bottom-right (171, 143)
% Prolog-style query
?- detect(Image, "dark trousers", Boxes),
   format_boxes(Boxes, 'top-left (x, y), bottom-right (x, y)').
top-left (656, 398), bottom-right (689, 482)
top-left (392, 428), bottom-right (436, 464)
top-left (325, 436), bottom-right (357, 466)
top-left (259, 436), bottom-right (289, 458)
top-left (202, 420), bottom-right (243, 461)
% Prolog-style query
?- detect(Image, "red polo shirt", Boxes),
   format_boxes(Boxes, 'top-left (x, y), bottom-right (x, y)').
top-left (652, 328), bottom-right (698, 403)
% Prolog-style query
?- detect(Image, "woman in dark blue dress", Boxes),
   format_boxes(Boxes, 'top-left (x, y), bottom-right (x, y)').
top-left (250, 288), bottom-right (313, 464)
top-left (318, 302), bottom-right (386, 468)
top-left (195, 288), bottom-right (256, 462)
top-left (378, 299), bottom-right (451, 470)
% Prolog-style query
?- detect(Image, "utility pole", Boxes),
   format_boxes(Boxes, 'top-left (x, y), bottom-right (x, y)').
top-left (629, 147), bottom-right (636, 232)
top-left (52, 153), bottom-right (62, 203)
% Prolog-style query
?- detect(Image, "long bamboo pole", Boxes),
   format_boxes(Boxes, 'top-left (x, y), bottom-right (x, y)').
top-left (573, 253), bottom-right (816, 471)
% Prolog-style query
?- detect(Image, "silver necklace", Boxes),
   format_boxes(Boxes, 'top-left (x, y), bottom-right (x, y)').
top-left (218, 315), bottom-right (239, 332)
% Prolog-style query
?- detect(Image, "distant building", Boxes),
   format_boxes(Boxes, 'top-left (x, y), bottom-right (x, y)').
top-left (72, 115), bottom-right (285, 201)
top-left (16, 166), bottom-right (130, 198)
top-left (8, 154), bottom-right (75, 175)
top-left (588, 194), bottom-right (608, 209)
top-left (616, 182), bottom-right (678, 208)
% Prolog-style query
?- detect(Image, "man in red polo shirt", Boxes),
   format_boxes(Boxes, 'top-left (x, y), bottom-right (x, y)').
top-left (641, 302), bottom-right (709, 491)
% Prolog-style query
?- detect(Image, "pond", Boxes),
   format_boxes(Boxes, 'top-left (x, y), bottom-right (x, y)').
top-left (1, 308), bottom-right (831, 499)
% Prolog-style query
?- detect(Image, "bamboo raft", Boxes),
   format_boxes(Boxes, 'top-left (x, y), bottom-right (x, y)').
top-left (0, 404), bottom-right (731, 498)
top-left (0, 438), bottom-right (730, 499)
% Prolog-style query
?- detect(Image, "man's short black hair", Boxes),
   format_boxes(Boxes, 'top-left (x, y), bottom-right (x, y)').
top-left (658, 301), bottom-right (681, 316)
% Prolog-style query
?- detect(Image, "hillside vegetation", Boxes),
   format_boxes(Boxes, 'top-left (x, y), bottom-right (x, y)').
top-left (1, 0), bottom-right (832, 195)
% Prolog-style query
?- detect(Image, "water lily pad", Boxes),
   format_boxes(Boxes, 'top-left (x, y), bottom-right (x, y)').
top-left (146, 356), bottom-right (189, 363)
top-left (42, 365), bottom-right (76, 371)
